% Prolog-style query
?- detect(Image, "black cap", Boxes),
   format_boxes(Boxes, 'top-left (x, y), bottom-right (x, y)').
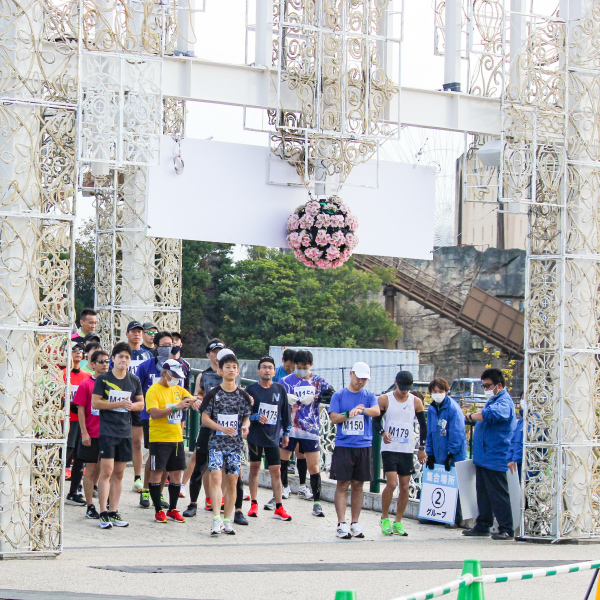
top-left (127, 321), bottom-right (144, 332)
top-left (142, 321), bottom-right (157, 331)
top-left (82, 333), bottom-right (101, 344)
top-left (71, 341), bottom-right (85, 351)
top-left (258, 356), bottom-right (275, 368)
top-left (395, 370), bottom-right (414, 390)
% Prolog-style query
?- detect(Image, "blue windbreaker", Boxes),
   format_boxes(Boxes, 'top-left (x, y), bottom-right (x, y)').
top-left (425, 395), bottom-right (467, 464)
top-left (508, 417), bottom-right (524, 464)
top-left (473, 388), bottom-right (516, 471)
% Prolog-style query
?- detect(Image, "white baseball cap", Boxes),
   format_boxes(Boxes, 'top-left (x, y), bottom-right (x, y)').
top-left (162, 359), bottom-right (185, 379)
top-left (351, 362), bottom-right (371, 379)
top-left (216, 348), bottom-right (235, 362)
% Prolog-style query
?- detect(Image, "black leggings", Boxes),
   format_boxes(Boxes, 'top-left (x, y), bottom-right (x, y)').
top-left (189, 450), bottom-right (209, 503)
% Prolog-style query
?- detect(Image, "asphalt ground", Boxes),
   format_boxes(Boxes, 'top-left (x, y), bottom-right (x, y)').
top-left (0, 466), bottom-right (596, 600)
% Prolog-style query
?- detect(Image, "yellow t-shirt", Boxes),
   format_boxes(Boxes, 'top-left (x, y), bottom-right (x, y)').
top-left (146, 383), bottom-right (192, 443)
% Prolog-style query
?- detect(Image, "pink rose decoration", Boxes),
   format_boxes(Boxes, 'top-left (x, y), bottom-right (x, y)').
top-left (286, 196), bottom-right (358, 269)
top-left (315, 213), bottom-right (331, 228)
top-left (315, 229), bottom-right (331, 246)
top-left (287, 214), bottom-right (300, 231)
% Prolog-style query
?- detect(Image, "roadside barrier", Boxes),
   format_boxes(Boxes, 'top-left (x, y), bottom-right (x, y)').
top-left (336, 559), bottom-right (600, 600)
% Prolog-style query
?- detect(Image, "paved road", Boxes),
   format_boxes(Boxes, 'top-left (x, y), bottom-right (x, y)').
top-left (0, 467), bottom-right (596, 600)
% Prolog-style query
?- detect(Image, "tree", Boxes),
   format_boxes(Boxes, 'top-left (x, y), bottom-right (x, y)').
top-left (218, 251), bottom-right (400, 358)
top-left (74, 218), bottom-right (96, 316)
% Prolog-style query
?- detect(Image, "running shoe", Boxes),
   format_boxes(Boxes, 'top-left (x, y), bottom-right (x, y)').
top-left (132, 479), bottom-right (143, 493)
top-left (155, 510), bottom-right (168, 523)
top-left (99, 513), bottom-right (112, 529)
top-left (160, 495), bottom-right (169, 509)
top-left (204, 497), bottom-right (212, 511)
top-left (93, 486), bottom-right (98, 499)
top-left (392, 521), bottom-right (408, 536)
top-left (86, 505), bottom-right (100, 519)
top-left (109, 512), bottom-right (129, 527)
top-left (273, 506), bottom-right (292, 521)
top-left (139, 491), bottom-right (150, 509)
top-left (167, 509), bottom-right (186, 523)
top-left (287, 462), bottom-right (296, 473)
top-left (312, 502), bottom-right (325, 517)
top-left (298, 485), bottom-right (313, 500)
top-left (179, 484), bottom-right (186, 498)
top-left (281, 485), bottom-right (291, 499)
top-left (222, 518), bottom-right (236, 535)
top-left (65, 468), bottom-right (72, 481)
top-left (336, 523), bottom-right (352, 539)
top-left (350, 523), bottom-right (364, 538)
top-left (211, 517), bottom-right (223, 535)
top-left (182, 504), bottom-right (197, 518)
top-left (263, 497), bottom-right (276, 511)
top-left (65, 493), bottom-right (86, 506)
top-left (234, 511), bottom-right (248, 526)
top-left (380, 517), bottom-right (393, 535)
top-left (248, 503), bottom-right (258, 517)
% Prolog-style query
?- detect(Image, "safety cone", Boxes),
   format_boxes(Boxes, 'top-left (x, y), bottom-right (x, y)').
top-left (335, 591), bottom-right (357, 600)
top-left (457, 559), bottom-right (485, 600)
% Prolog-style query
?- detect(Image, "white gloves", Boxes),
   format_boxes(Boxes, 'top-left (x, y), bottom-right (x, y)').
top-left (288, 394), bottom-right (299, 405)
top-left (299, 394), bottom-right (315, 405)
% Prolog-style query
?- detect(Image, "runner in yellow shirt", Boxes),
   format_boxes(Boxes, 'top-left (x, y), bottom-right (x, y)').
top-left (145, 359), bottom-right (192, 524)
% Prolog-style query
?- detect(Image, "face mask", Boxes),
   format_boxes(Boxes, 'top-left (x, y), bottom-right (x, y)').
top-left (167, 375), bottom-right (178, 387)
top-left (156, 346), bottom-right (172, 367)
top-left (171, 346), bottom-right (181, 355)
top-left (296, 369), bottom-right (309, 378)
top-left (431, 393), bottom-right (445, 403)
top-left (484, 386), bottom-right (496, 399)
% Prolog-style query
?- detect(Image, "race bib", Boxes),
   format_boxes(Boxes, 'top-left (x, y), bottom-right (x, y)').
top-left (70, 385), bottom-right (79, 401)
top-left (294, 385), bottom-right (316, 402)
top-left (167, 403), bottom-right (182, 425)
top-left (91, 406), bottom-right (100, 416)
top-left (108, 390), bottom-right (131, 413)
top-left (129, 359), bottom-right (145, 375)
top-left (217, 414), bottom-right (238, 435)
top-left (258, 403), bottom-right (278, 425)
top-left (388, 421), bottom-right (410, 443)
top-left (342, 414), bottom-right (365, 435)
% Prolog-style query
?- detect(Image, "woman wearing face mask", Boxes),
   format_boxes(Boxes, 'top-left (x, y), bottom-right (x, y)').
top-left (424, 377), bottom-right (467, 527)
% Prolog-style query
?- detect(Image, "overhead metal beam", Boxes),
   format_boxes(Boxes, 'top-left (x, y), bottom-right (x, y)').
top-left (162, 56), bottom-right (501, 136)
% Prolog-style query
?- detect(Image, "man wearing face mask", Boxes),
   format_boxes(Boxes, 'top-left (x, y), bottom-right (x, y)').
top-left (135, 331), bottom-right (180, 509)
top-left (463, 368), bottom-right (516, 541)
top-left (425, 377), bottom-right (467, 527)
top-left (145, 359), bottom-right (191, 523)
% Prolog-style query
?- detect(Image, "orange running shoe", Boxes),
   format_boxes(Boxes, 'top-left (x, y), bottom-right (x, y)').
top-left (273, 506), bottom-right (292, 521)
top-left (248, 502), bottom-right (258, 517)
top-left (155, 510), bottom-right (167, 523)
top-left (204, 497), bottom-right (212, 511)
top-left (166, 509), bottom-right (185, 523)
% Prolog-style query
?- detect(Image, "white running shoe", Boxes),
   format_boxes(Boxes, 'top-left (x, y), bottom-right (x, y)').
top-left (282, 485), bottom-right (292, 499)
top-left (298, 485), bottom-right (313, 500)
top-left (336, 522), bottom-right (352, 539)
top-left (350, 523), bottom-right (365, 538)
top-left (179, 484), bottom-right (186, 498)
top-left (222, 519), bottom-right (236, 535)
top-left (132, 479), bottom-right (142, 493)
top-left (211, 517), bottom-right (223, 536)
top-left (264, 497), bottom-right (276, 511)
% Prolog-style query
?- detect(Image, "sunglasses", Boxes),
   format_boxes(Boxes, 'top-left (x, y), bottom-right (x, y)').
top-left (146, 330), bottom-right (158, 335)
top-left (95, 359), bottom-right (110, 365)
top-left (482, 382), bottom-right (495, 390)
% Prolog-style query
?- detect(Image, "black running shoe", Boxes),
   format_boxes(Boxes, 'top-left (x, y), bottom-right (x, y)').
top-left (86, 505), bottom-right (100, 519)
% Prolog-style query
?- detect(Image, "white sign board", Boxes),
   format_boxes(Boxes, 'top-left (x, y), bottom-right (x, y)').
top-left (147, 136), bottom-right (436, 260)
top-left (455, 459), bottom-right (478, 520)
top-left (418, 464), bottom-right (459, 525)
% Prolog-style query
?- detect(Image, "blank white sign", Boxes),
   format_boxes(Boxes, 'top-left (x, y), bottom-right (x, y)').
top-left (147, 136), bottom-right (435, 260)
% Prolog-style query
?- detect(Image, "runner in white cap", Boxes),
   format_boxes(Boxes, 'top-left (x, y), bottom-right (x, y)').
top-left (328, 362), bottom-right (380, 539)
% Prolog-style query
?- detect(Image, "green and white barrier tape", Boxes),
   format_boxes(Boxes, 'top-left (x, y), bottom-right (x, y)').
top-left (391, 559), bottom-right (600, 600)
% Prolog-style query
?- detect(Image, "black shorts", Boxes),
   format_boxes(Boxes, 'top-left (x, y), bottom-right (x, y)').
top-left (76, 437), bottom-right (100, 463)
top-left (149, 442), bottom-right (186, 472)
top-left (142, 419), bottom-right (150, 449)
top-left (282, 436), bottom-right (320, 454)
top-left (67, 421), bottom-right (80, 449)
top-left (196, 426), bottom-right (211, 453)
top-left (131, 411), bottom-right (143, 428)
top-left (248, 442), bottom-right (281, 467)
top-left (330, 446), bottom-right (373, 482)
top-left (382, 451), bottom-right (415, 476)
top-left (98, 436), bottom-right (133, 462)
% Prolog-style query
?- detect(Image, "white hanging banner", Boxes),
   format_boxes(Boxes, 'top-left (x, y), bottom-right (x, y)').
top-left (147, 136), bottom-right (436, 260)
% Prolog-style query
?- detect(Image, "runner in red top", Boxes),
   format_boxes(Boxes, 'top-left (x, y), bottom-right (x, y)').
top-left (73, 349), bottom-right (109, 519)
top-left (63, 342), bottom-right (91, 506)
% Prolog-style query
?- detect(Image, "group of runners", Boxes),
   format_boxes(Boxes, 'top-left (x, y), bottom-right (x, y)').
top-left (65, 309), bottom-right (516, 539)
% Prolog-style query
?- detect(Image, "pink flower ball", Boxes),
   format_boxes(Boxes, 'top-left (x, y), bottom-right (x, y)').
top-left (300, 232), bottom-right (312, 247)
top-left (315, 229), bottom-right (332, 246)
top-left (315, 213), bottom-right (332, 228)
top-left (345, 215), bottom-right (358, 230)
top-left (330, 215), bottom-right (344, 228)
top-left (299, 214), bottom-right (315, 229)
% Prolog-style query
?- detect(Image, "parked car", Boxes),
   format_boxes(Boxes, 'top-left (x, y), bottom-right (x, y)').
top-left (449, 377), bottom-right (487, 408)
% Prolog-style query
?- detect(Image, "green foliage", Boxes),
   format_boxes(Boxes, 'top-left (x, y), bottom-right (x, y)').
top-left (218, 253), bottom-right (400, 358)
top-left (74, 218), bottom-right (96, 316)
